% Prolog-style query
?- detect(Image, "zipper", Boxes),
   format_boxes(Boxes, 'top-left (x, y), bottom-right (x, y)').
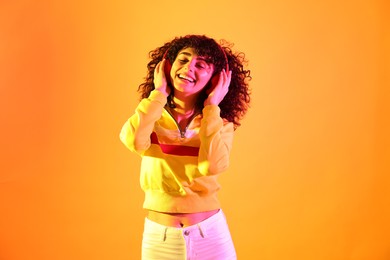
top-left (164, 107), bottom-right (200, 139)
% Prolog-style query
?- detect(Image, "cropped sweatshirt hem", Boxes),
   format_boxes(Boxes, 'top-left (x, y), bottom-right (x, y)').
top-left (120, 90), bottom-right (234, 213)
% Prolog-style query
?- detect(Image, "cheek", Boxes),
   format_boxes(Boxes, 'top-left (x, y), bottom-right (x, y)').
top-left (170, 61), bottom-right (182, 76)
top-left (169, 64), bottom-right (177, 79)
top-left (198, 70), bottom-right (213, 82)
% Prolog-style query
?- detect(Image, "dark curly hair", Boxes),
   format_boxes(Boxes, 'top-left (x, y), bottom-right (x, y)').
top-left (138, 35), bottom-right (251, 128)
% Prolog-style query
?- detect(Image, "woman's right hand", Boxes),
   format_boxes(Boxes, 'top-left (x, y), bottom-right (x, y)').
top-left (153, 59), bottom-right (171, 97)
top-left (204, 69), bottom-right (231, 106)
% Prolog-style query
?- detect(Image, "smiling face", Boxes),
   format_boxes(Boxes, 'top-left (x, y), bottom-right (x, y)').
top-left (169, 47), bottom-right (215, 96)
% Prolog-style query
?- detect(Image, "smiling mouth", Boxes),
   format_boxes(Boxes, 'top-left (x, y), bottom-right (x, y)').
top-left (178, 74), bottom-right (195, 83)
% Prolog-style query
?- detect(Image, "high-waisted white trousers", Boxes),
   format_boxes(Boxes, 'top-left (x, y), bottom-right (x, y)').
top-left (142, 209), bottom-right (237, 260)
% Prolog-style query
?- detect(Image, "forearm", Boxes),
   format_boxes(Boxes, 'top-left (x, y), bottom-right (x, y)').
top-left (198, 105), bottom-right (234, 175)
top-left (120, 90), bottom-right (167, 153)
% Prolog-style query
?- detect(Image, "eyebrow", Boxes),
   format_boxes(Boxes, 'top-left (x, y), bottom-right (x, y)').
top-left (178, 51), bottom-right (208, 62)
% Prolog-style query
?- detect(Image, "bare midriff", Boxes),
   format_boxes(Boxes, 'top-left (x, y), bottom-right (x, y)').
top-left (147, 209), bottom-right (219, 228)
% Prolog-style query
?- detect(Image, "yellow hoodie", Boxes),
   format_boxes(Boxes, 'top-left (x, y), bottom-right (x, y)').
top-left (120, 90), bottom-right (234, 213)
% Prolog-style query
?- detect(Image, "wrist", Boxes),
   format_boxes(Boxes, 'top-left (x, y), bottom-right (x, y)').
top-left (149, 89), bottom-right (168, 104)
top-left (204, 98), bottom-right (218, 106)
top-left (155, 87), bottom-right (169, 97)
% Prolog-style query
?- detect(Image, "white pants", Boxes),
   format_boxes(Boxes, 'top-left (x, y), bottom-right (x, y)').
top-left (142, 209), bottom-right (237, 260)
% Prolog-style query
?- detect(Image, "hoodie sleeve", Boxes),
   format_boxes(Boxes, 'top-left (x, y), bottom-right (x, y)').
top-left (119, 90), bottom-right (167, 154)
top-left (198, 105), bottom-right (234, 175)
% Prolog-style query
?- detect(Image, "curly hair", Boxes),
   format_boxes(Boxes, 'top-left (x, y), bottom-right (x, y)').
top-left (138, 35), bottom-right (251, 128)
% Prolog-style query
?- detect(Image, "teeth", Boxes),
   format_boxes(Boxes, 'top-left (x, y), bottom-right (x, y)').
top-left (179, 74), bottom-right (194, 83)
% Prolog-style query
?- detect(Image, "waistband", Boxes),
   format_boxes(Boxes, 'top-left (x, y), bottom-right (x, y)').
top-left (144, 209), bottom-right (225, 240)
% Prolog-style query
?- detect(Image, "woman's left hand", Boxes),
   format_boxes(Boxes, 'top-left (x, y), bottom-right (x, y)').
top-left (204, 69), bottom-right (232, 106)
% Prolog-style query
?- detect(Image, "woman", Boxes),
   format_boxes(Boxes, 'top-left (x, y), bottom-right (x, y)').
top-left (120, 35), bottom-right (251, 259)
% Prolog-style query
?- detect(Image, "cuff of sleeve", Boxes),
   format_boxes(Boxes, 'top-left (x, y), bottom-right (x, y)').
top-left (149, 90), bottom-right (168, 106)
top-left (202, 105), bottom-right (221, 117)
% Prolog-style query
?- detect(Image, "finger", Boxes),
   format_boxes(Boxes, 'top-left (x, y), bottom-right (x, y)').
top-left (223, 69), bottom-right (231, 83)
top-left (221, 69), bottom-right (229, 87)
top-left (227, 70), bottom-right (232, 85)
top-left (160, 59), bottom-right (165, 71)
top-left (219, 69), bottom-right (227, 85)
top-left (224, 70), bottom-right (232, 86)
top-left (155, 61), bottom-right (161, 75)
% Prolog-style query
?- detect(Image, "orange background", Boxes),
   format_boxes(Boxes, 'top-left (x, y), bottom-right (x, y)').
top-left (1, 0), bottom-right (389, 259)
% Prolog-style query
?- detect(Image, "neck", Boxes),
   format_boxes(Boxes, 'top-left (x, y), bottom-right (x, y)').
top-left (171, 92), bottom-right (200, 115)
top-left (168, 93), bottom-right (201, 130)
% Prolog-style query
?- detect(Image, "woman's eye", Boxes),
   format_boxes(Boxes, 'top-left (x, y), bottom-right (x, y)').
top-left (196, 63), bottom-right (206, 69)
top-left (178, 59), bottom-right (187, 64)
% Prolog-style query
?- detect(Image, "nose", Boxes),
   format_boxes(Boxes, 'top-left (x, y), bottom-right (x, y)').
top-left (184, 59), bottom-right (196, 71)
